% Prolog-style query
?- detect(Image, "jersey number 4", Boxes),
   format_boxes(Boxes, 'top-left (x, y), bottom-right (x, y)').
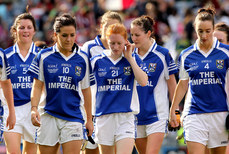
top-left (204, 63), bottom-right (209, 69)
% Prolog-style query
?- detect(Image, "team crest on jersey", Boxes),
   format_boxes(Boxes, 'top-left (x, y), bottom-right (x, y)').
top-left (124, 66), bottom-right (131, 75)
top-left (148, 63), bottom-right (157, 72)
top-left (216, 60), bottom-right (224, 69)
top-left (75, 66), bottom-right (82, 76)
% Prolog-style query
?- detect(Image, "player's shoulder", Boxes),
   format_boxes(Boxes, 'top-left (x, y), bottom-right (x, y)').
top-left (155, 44), bottom-right (169, 53)
top-left (78, 48), bottom-right (89, 58)
top-left (36, 46), bottom-right (55, 60)
top-left (39, 46), bottom-right (54, 54)
top-left (83, 39), bottom-right (97, 47)
top-left (180, 45), bottom-right (195, 57)
top-left (90, 53), bottom-right (104, 62)
top-left (0, 48), bottom-right (4, 55)
top-left (4, 46), bottom-right (14, 54)
top-left (217, 42), bottom-right (229, 51)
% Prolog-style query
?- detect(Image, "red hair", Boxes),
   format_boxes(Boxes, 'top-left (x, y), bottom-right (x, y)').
top-left (106, 23), bottom-right (127, 40)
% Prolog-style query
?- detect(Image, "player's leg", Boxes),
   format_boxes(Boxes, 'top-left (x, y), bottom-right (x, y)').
top-left (210, 146), bottom-right (226, 154)
top-left (115, 113), bottom-right (136, 154)
top-left (62, 140), bottom-right (82, 154)
top-left (135, 138), bottom-right (147, 154)
top-left (116, 138), bottom-right (135, 154)
top-left (21, 103), bottom-right (37, 154)
top-left (183, 114), bottom-right (209, 154)
top-left (4, 132), bottom-right (21, 154)
top-left (60, 120), bottom-right (84, 154)
top-left (22, 140), bottom-right (37, 154)
top-left (226, 145), bottom-right (229, 154)
top-left (95, 114), bottom-right (116, 154)
top-left (146, 132), bottom-right (164, 154)
top-left (36, 113), bottom-right (60, 154)
top-left (208, 112), bottom-right (228, 154)
top-left (3, 104), bottom-right (30, 154)
top-left (135, 125), bottom-right (147, 154)
top-left (38, 143), bottom-right (60, 154)
top-left (186, 141), bottom-right (206, 154)
top-left (98, 144), bottom-right (115, 154)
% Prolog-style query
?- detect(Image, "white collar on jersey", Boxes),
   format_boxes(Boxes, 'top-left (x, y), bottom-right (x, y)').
top-left (14, 42), bottom-right (35, 62)
top-left (101, 49), bottom-right (125, 65)
top-left (194, 37), bottom-right (218, 58)
top-left (134, 39), bottom-right (157, 60)
top-left (53, 43), bottom-right (78, 61)
top-left (95, 35), bottom-right (106, 49)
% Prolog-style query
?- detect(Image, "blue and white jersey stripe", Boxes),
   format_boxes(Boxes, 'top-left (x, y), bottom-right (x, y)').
top-left (0, 48), bottom-right (10, 80)
top-left (135, 41), bottom-right (178, 125)
top-left (4, 42), bottom-right (40, 106)
top-left (179, 38), bottom-right (229, 118)
top-left (28, 44), bottom-right (90, 123)
top-left (91, 51), bottom-right (145, 117)
top-left (81, 35), bottom-right (107, 115)
top-left (81, 35), bottom-right (106, 85)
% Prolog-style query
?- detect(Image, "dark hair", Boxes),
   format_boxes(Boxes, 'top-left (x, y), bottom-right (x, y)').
top-left (53, 13), bottom-right (76, 33)
top-left (131, 15), bottom-right (155, 38)
top-left (194, 6), bottom-right (216, 27)
top-left (10, 5), bottom-right (37, 42)
top-left (215, 22), bottom-right (229, 42)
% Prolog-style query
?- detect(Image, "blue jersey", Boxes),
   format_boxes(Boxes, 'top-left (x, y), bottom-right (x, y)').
top-left (28, 44), bottom-right (90, 123)
top-left (5, 43), bottom-right (39, 106)
top-left (0, 48), bottom-right (10, 81)
top-left (179, 38), bottom-right (229, 117)
top-left (91, 52), bottom-right (146, 117)
top-left (81, 35), bottom-right (106, 85)
top-left (135, 41), bottom-right (178, 125)
top-left (81, 35), bottom-right (107, 115)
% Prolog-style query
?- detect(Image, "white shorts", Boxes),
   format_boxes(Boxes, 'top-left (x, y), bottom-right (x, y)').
top-left (183, 112), bottom-right (228, 148)
top-left (136, 120), bottom-right (167, 138)
top-left (95, 113), bottom-right (136, 146)
top-left (3, 102), bottom-right (36, 143)
top-left (37, 113), bottom-right (84, 146)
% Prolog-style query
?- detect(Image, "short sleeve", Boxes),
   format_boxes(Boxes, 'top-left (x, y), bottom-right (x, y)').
top-left (79, 50), bottom-right (90, 89)
top-left (178, 55), bottom-right (189, 80)
top-left (27, 52), bottom-right (43, 81)
top-left (0, 49), bottom-right (10, 81)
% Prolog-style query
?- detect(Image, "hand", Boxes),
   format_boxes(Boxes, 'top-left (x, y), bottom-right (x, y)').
top-left (85, 119), bottom-right (94, 144)
top-left (86, 129), bottom-right (95, 144)
top-left (85, 119), bottom-right (94, 136)
top-left (6, 112), bottom-right (16, 130)
top-left (226, 113), bottom-right (229, 130)
top-left (123, 41), bottom-right (134, 61)
top-left (31, 108), bottom-right (41, 127)
top-left (168, 110), bottom-right (181, 131)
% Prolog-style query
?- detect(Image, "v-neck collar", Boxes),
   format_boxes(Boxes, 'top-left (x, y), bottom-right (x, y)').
top-left (102, 50), bottom-right (124, 65)
top-left (134, 40), bottom-right (157, 60)
top-left (194, 37), bottom-right (218, 58)
top-left (54, 44), bottom-right (77, 61)
top-left (14, 42), bottom-right (35, 62)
